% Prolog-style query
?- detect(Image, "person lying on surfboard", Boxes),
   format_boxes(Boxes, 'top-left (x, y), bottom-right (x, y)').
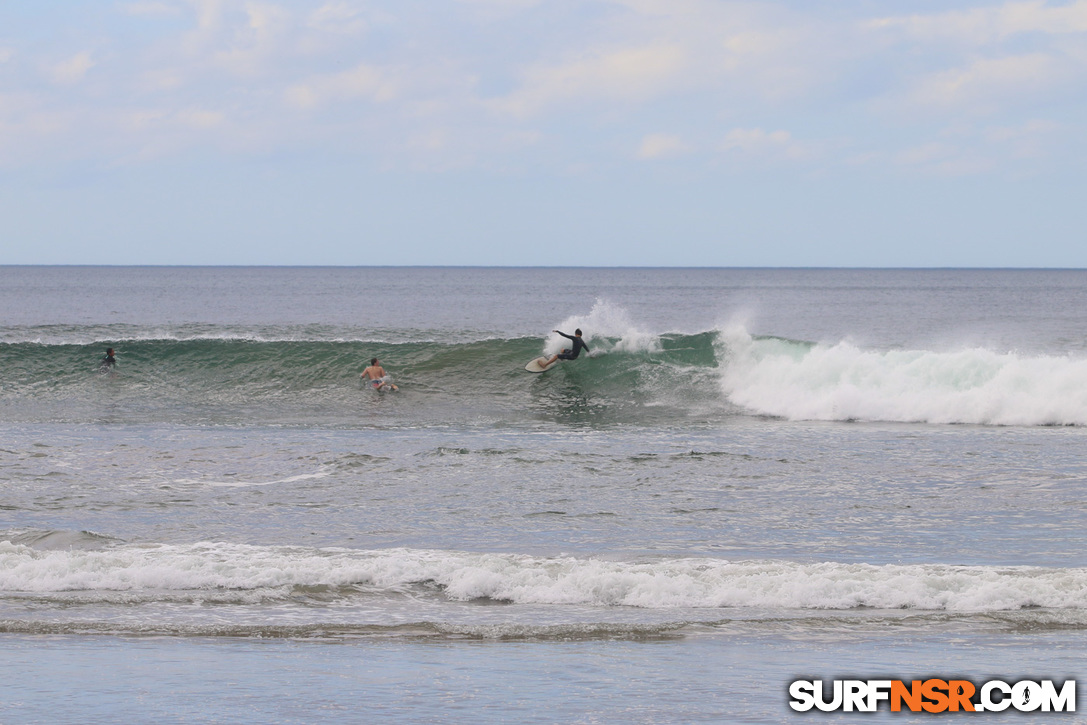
top-left (361, 358), bottom-right (399, 391)
top-left (544, 329), bottom-right (589, 367)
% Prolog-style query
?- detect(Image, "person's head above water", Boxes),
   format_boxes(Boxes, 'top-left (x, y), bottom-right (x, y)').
top-left (371, 358), bottom-right (378, 366)
top-left (106, 348), bottom-right (114, 355)
top-left (574, 329), bottom-right (582, 336)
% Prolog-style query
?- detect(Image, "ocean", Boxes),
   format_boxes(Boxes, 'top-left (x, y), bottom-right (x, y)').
top-left (2, 266), bottom-right (1086, 723)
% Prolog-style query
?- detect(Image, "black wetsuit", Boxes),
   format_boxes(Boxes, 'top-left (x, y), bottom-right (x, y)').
top-left (100, 353), bottom-right (116, 369)
top-left (556, 332), bottom-right (589, 360)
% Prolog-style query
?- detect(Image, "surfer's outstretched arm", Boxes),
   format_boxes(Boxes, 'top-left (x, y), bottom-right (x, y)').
top-left (548, 328), bottom-right (586, 362)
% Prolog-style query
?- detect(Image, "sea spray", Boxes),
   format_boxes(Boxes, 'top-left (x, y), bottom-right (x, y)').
top-left (546, 299), bottom-right (663, 356)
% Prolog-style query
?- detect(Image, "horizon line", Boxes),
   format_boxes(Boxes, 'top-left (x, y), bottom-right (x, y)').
top-left (4, 264), bottom-right (1087, 271)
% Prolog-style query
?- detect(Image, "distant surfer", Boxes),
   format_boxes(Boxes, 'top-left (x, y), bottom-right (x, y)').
top-left (544, 329), bottom-right (589, 367)
top-left (361, 358), bottom-right (398, 391)
top-left (99, 348), bottom-right (117, 371)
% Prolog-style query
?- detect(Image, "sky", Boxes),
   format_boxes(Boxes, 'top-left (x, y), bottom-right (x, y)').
top-left (1, 0), bottom-right (1085, 267)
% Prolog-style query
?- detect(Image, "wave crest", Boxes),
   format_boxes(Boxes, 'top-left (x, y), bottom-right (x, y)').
top-left (719, 327), bottom-right (1087, 426)
top-left (2, 542), bottom-right (1086, 612)
top-left (6, 314), bottom-right (1087, 427)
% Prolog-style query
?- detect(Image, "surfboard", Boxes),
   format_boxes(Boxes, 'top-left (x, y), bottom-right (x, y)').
top-left (365, 375), bottom-right (398, 391)
top-left (525, 356), bottom-right (559, 373)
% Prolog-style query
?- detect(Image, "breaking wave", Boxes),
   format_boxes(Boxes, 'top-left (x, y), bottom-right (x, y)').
top-left (2, 540), bottom-right (1086, 613)
top-left (4, 302), bottom-right (1087, 427)
top-left (719, 326), bottom-right (1087, 426)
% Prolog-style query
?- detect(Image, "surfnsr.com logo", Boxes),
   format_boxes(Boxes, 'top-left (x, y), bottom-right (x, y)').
top-left (789, 679), bottom-right (1076, 713)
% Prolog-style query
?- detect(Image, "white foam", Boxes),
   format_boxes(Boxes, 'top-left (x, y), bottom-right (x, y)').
top-left (718, 325), bottom-right (1087, 426)
top-left (2, 542), bottom-right (1085, 612)
top-left (546, 299), bottom-right (660, 355)
top-left (0, 327), bottom-right (445, 346)
top-left (178, 471), bottom-right (332, 488)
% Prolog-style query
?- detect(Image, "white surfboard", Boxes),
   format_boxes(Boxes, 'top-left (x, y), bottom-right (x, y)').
top-left (525, 356), bottom-right (559, 373)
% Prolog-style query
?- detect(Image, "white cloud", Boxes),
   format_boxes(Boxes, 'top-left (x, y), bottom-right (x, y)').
top-left (893, 140), bottom-right (997, 176)
top-left (887, 118), bottom-right (1063, 176)
top-left (137, 68), bottom-right (187, 91)
top-left (174, 0), bottom-right (290, 77)
top-left (601, 1), bottom-right (844, 103)
top-left (212, 2), bottom-right (292, 76)
top-left (124, 106), bottom-right (224, 131)
top-left (406, 128), bottom-right (449, 153)
top-left (455, 0), bottom-right (542, 8)
top-left (307, 2), bottom-right (367, 35)
top-left (0, 90), bottom-right (89, 167)
top-left (121, 1), bottom-right (183, 17)
top-left (899, 53), bottom-right (1067, 113)
top-left (48, 52), bottom-right (95, 85)
top-left (0, 0), bottom-right (1081, 178)
top-left (636, 133), bottom-right (687, 159)
top-left (896, 141), bottom-right (956, 166)
top-left (177, 107), bottom-right (226, 128)
top-left (285, 63), bottom-right (397, 109)
top-left (721, 127), bottom-right (789, 152)
top-left (451, 0), bottom-right (544, 24)
top-left (101, 109), bottom-right (225, 163)
top-left (499, 130), bottom-right (541, 149)
top-left (863, 3), bottom-right (1087, 130)
top-left (984, 118), bottom-right (1061, 158)
top-left (986, 118), bottom-right (1060, 141)
top-left (870, 1), bottom-right (1087, 45)
top-left (189, 0), bottom-right (226, 35)
top-left (493, 43), bottom-right (687, 117)
top-left (245, 1), bottom-right (285, 34)
top-left (719, 127), bottom-right (814, 161)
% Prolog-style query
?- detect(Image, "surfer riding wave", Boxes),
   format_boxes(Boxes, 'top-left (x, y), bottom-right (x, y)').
top-left (544, 329), bottom-right (589, 367)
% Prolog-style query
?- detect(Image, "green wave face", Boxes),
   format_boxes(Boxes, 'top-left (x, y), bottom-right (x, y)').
top-left (12, 328), bottom-right (1082, 428)
top-left (0, 333), bottom-right (730, 428)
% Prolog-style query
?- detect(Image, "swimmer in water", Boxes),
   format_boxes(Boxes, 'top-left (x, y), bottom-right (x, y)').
top-left (361, 357), bottom-right (398, 391)
top-left (99, 348), bottom-right (117, 371)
